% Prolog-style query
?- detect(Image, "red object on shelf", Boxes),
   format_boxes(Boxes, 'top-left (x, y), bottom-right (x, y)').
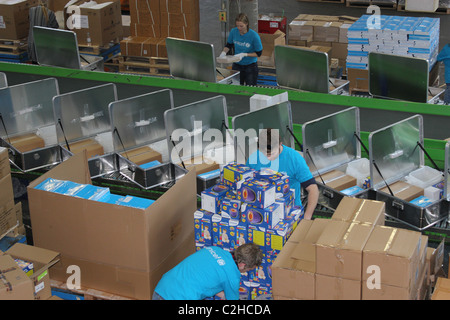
top-left (258, 16), bottom-right (287, 34)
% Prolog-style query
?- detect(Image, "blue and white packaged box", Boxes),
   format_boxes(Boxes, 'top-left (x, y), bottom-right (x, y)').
top-left (228, 218), bottom-right (248, 250)
top-left (34, 178), bottom-right (65, 192)
top-left (72, 184), bottom-right (110, 201)
top-left (265, 220), bottom-right (293, 255)
top-left (194, 209), bottom-right (214, 246)
top-left (139, 160), bottom-right (161, 170)
top-left (52, 181), bottom-right (85, 195)
top-left (341, 185), bottom-right (364, 196)
top-left (100, 194), bottom-right (155, 209)
top-left (211, 214), bottom-right (231, 248)
top-left (201, 183), bottom-right (230, 214)
top-left (241, 202), bottom-right (283, 229)
top-left (275, 190), bottom-right (294, 219)
top-left (222, 163), bottom-right (255, 189)
top-left (237, 179), bottom-right (276, 209)
top-left (255, 168), bottom-right (291, 197)
top-left (410, 196), bottom-right (434, 208)
top-left (220, 197), bottom-right (241, 220)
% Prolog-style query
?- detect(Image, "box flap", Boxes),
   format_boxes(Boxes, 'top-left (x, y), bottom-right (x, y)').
top-left (286, 219), bottom-right (314, 243)
top-left (316, 220), bottom-right (350, 248)
top-left (340, 222), bottom-right (373, 251)
top-left (28, 151), bottom-right (91, 189)
top-left (7, 243), bottom-right (60, 279)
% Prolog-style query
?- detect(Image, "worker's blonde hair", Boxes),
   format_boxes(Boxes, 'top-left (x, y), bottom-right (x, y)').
top-left (235, 13), bottom-right (250, 32)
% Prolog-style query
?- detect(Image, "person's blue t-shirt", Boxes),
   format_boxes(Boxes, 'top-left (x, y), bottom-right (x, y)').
top-left (227, 27), bottom-right (263, 66)
top-left (437, 44), bottom-right (450, 84)
top-left (246, 145), bottom-right (313, 207)
top-left (154, 246), bottom-right (241, 300)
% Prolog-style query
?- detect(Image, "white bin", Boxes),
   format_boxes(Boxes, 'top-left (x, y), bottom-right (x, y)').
top-left (405, 166), bottom-right (443, 189)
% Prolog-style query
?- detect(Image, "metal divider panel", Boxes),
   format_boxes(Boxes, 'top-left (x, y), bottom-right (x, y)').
top-left (109, 89), bottom-right (174, 152)
top-left (275, 45), bottom-right (330, 94)
top-left (53, 83), bottom-right (117, 144)
top-left (0, 78), bottom-right (59, 138)
top-left (0, 72), bottom-right (7, 88)
top-left (164, 96), bottom-right (228, 163)
top-left (302, 107), bottom-right (360, 175)
top-left (33, 26), bottom-right (81, 69)
top-left (445, 143), bottom-right (450, 200)
top-left (369, 115), bottom-right (423, 190)
top-left (231, 101), bottom-right (293, 164)
top-left (369, 52), bottom-right (429, 103)
top-left (166, 37), bottom-right (217, 83)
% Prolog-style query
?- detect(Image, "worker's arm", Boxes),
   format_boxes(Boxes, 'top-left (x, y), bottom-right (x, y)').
top-left (302, 180), bottom-right (319, 220)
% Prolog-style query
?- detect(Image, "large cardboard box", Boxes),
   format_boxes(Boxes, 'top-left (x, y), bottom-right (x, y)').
top-left (27, 151), bottom-right (197, 300)
top-left (0, 0), bottom-right (35, 40)
top-left (121, 146), bottom-right (162, 166)
top-left (0, 254), bottom-right (35, 300)
top-left (0, 146), bottom-right (10, 179)
top-left (432, 277), bottom-right (450, 300)
top-left (120, 36), bottom-right (166, 57)
top-left (8, 133), bottom-right (45, 153)
top-left (129, 0), bottom-right (160, 25)
top-left (272, 219), bottom-right (330, 300)
top-left (331, 197), bottom-right (385, 226)
top-left (316, 220), bottom-right (373, 281)
top-left (0, 199), bottom-right (17, 237)
top-left (64, 0), bottom-right (123, 46)
top-left (68, 138), bottom-right (104, 159)
top-left (362, 226), bottom-right (422, 290)
top-left (0, 173), bottom-right (14, 207)
top-left (159, 0), bottom-right (199, 14)
top-left (258, 30), bottom-right (286, 67)
top-left (315, 274), bottom-right (361, 300)
top-left (379, 181), bottom-right (424, 202)
top-left (6, 243), bottom-right (60, 300)
top-left (347, 68), bottom-right (369, 91)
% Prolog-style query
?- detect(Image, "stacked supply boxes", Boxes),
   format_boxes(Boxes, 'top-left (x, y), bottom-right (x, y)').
top-left (346, 15), bottom-right (440, 71)
top-left (287, 14), bottom-right (357, 70)
top-left (120, 0), bottom-right (199, 59)
top-left (194, 163), bottom-right (304, 300)
top-left (0, 147), bottom-right (18, 237)
top-left (272, 196), bottom-right (431, 300)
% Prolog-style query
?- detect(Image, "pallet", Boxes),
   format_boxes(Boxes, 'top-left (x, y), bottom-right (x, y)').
top-left (346, 0), bottom-right (397, 9)
top-left (117, 55), bottom-right (170, 76)
top-left (0, 38), bottom-right (27, 55)
top-left (397, 4), bottom-right (450, 14)
top-left (349, 87), bottom-right (371, 96)
top-left (50, 279), bottom-right (134, 300)
top-left (78, 38), bottom-right (121, 55)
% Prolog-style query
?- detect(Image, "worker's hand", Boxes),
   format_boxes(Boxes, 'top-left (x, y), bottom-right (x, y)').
top-left (234, 52), bottom-right (247, 61)
top-left (219, 51), bottom-right (226, 58)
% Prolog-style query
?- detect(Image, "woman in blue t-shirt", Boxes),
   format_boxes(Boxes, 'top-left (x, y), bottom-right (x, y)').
top-left (219, 13), bottom-right (263, 86)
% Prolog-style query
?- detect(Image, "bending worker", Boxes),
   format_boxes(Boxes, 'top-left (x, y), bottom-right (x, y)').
top-left (219, 13), bottom-right (263, 86)
top-left (153, 243), bottom-right (263, 300)
top-left (246, 128), bottom-right (319, 220)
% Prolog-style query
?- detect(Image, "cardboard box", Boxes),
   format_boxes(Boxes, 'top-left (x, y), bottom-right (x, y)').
top-left (379, 181), bottom-right (424, 202)
top-left (0, 147), bottom-right (10, 179)
top-left (131, 23), bottom-right (161, 38)
top-left (160, 12), bottom-right (198, 29)
top-left (120, 36), bottom-right (155, 57)
top-left (316, 220), bottom-right (374, 280)
top-left (258, 30), bottom-right (286, 67)
top-left (8, 133), bottom-right (45, 153)
top-left (64, 0), bottom-right (123, 46)
top-left (129, 0), bottom-right (160, 25)
top-left (432, 277), bottom-right (450, 300)
top-left (315, 274), bottom-right (361, 300)
top-left (176, 155), bottom-right (219, 176)
top-left (0, 199), bottom-right (17, 237)
top-left (313, 21), bottom-right (342, 43)
top-left (362, 281), bottom-right (417, 300)
top-left (0, 0), bottom-right (34, 40)
top-left (347, 68), bottom-right (369, 91)
top-left (237, 179), bottom-right (276, 209)
top-left (222, 162), bottom-right (255, 190)
top-left (160, 24), bottom-right (199, 41)
top-left (0, 254), bottom-right (35, 300)
top-left (319, 170), bottom-right (357, 191)
top-left (159, 0), bottom-right (199, 14)
top-left (6, 243), bottom-right (60, 300)
top-left (121, 146), bottom-right (162, 166)
top-left (288, 20), bottom-right (315, 41)
top-left (68, 138), bottom-right (104, 159)
top-left (27, 151), bottom-right (197, 300)
top-left (362, 226), bottom-right (422, 289)
top-left (331, 197), bottom-right (385, 226)
top-left (331, 42), bottom-right (348, 59)
top-left (426, 238), bottom-right (445, 276)
top-left (0, 173), bottom-right (14, 207)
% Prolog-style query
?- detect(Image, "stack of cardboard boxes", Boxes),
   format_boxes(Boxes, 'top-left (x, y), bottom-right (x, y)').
top-left (272, 196), bottom-right (432, 300)
top-left (120, 0), bottom-right (199, 58)
top-left (195, 164), bottom-right (304, 300)
top-left (0, 0), bottom-right (38, 40)
top-left (287, 14), bottom-right (357, 70)
top-left (0, 147), bottom-right (18, 238)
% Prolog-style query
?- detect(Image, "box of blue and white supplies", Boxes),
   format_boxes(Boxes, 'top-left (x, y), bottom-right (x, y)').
top-left (201, 183), bottom-right (231, 214)
top-left (211, 214), bottom-right (233, 249)
top-left (194, 209), bottom-right (214, 246)
top-left (100, 194), bottom-right (155, 209)
top-left (265, 219), bottom-right (295, 256)
top-left (228, 218), bottom-right (248, 250)
top-left (240, 202), bottom-right (283, 229)
top-left (409, 195), bottom-right (434, 208)
top-left (254, 168), bottom-right (291, 197)
top-left (237, 178), bottom-right (276, 209)
top-left (222, 162), bottom-right (256, 190)
top-left (275, 190), bottom-right (295, 219)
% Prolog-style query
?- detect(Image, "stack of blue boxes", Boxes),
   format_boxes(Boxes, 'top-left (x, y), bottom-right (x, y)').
top-left (34, 178), bottom-right (155, 209)
top-left (346, 15), bottom-right (440, 70)
top-left (194, 163), bottom-right (304, 300)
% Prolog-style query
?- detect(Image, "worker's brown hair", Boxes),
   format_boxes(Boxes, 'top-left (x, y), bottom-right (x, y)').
top-left (234, 243), bottom-right (263, 268)
top-left (235, 13), bottom-right (250, 32)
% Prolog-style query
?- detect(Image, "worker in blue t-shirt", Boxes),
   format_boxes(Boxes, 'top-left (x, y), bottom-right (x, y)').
top-left (152, 243), bottom-right (263, 300)
top-left (219, 13), bottom-right (263, 86)
top-left (246, 128), bottom-right (319, 220)
top-left (437, 44), bottom-right (450, 105)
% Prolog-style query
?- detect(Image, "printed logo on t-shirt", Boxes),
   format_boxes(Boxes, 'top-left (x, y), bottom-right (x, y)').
top-left (206, 247), bottom-right (226, 267)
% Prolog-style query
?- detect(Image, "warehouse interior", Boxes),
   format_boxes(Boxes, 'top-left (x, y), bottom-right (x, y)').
top-left (0, 0), bottom-right (449, 302)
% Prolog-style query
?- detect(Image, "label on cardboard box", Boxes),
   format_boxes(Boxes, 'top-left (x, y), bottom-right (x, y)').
top-left (0, 16), bottom-right (5, 29)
